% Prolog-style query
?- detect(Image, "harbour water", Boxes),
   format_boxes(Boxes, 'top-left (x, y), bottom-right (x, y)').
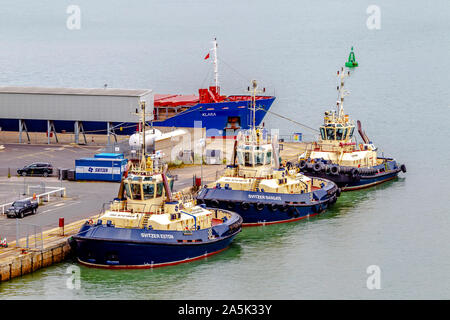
top-left (0, 0), bottom-right (449, 299)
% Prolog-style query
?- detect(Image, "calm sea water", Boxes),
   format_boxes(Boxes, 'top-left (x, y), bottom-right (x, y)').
top-left (0, 0), bottom-right (449, 299)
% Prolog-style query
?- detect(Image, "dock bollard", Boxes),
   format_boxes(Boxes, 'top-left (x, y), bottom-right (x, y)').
top-left (59, 218), bottom-right (65, 236)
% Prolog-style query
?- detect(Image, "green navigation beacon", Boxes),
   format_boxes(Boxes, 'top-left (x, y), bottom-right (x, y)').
top-left (345, 47), bottom-right (358, 68)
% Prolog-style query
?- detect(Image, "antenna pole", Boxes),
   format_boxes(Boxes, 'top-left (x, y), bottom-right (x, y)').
top-left (337, 67), bottom-right (350, 120)
top-left (141, 100), bottom-right (146, 169)
top-left (213, 38), bottom-right (219, 89)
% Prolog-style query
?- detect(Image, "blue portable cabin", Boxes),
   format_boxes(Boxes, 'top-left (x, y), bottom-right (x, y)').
top-left (75, 157), bottom-right (128, 182)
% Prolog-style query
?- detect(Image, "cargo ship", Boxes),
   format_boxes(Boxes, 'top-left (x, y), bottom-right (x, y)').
top-left (150, 38), bottom-right (275, 137)
top-left (69, 101), bottom-right (242, 268)
top-left (0, 39), bottom-right (275, 138)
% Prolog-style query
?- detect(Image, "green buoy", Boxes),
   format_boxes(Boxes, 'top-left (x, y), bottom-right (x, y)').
top-left (345, 47), bottom-right (358, 68)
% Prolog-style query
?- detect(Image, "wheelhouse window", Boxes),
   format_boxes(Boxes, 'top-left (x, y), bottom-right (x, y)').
top-left (124, 182), bottom-right (132, 199)
top-left (143, 183), bottom-right (155, 200)
top-left (156, 182), bottom-right (164, 197)
top-left (254, 151), bottom-right (264, 166)
top-left (320, 127), bottom-right (326, 140)
top-left (244, 152), bottom-right (252, 166)
top-left (326, 127), bottom-right (335, 140)
top-left (265, 151), bottom-right (272, 165)
top-left (336, 128), bottom-right (344, 140)
top-left (343, 128), bottom-right (348, 140)
top-left (349, 126), bottom-right (355, 139)
top-left (131, 183), bottom-right (142, 200)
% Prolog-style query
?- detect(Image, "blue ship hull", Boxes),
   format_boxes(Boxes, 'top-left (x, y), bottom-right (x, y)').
top-left (299, 159), bottom-right (405, 191)
top-left (0, 97), bottom-right (275, 138)
top-left (70, 209), bottom-right (242, 268)
top-left (196, 178), bottom-right (339, 226)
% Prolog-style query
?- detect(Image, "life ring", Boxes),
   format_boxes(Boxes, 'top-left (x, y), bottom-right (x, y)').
top-left (255, 203), bottom-right (265, 211)
top-left (241, 202), bottom-right (250, 210)
top-left (88, 219), bottom-right (93, 225)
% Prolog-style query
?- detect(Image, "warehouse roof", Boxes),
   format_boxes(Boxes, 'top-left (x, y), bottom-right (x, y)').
top-left (0, 86), bottom-right (152, 97)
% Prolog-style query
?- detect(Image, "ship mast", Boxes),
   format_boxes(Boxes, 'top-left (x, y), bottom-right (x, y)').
top-left (336, 67), bottom-right (350, 121)
top-left (336, 47), bottom-right (358, 122)
top-left (212, 38), bottom-right (219, 90)
top-left (140, 100), bottom-right (147, 170)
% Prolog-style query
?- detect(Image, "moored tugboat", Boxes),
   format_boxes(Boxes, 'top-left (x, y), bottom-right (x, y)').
top-left (297, 49), bottom-right (406, 191)
top-left (196, 81), bottom-right (339, 226)
top-left (70, 101), bottom-right (242, 269)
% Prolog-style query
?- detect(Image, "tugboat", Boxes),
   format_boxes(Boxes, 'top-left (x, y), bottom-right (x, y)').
top-left (70, 100), bottom-right (242, 269)
top-left (196, 81), bottom-right (340, 226)
top-left (297, 49), bottom-right (406, 191)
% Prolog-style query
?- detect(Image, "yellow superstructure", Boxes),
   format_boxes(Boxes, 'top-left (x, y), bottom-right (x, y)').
top-left (298, 67), bottom-right (382, 168)
top-left (209, 128), bottom-right (316, 194)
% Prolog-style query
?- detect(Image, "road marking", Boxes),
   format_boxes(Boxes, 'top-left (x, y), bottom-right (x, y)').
top-left (54, 203), bottom-right (65, 207)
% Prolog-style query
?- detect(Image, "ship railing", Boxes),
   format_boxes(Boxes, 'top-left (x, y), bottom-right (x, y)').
top-left (103, 201), bottom-right (162, 215)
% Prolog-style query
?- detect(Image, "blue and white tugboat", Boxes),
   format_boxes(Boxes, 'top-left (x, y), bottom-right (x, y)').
top-left (297, 49), bottom-right (406, 190)
top-left (70, 101), bottom-right (242, 269)
top-left (196, 81), bottom-right (339, 226)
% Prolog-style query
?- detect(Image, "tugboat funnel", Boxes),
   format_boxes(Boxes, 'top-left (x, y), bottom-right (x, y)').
top-left (357, 120), bottom-right (370, 144)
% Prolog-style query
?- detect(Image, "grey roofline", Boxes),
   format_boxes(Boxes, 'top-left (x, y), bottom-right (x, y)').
top-left (0, 86), bottom-right (153, 97)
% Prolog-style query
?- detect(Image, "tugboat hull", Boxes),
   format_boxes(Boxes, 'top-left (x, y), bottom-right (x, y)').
top-left (197, 179), bottom-right (339, 226)
top-left (299, 159), bottom-right (405, 191)
top-left (73, 236), bottom-right (237, 269)
top-left (70, 210), bottom-right (242, 269)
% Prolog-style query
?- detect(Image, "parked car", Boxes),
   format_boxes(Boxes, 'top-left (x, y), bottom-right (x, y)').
top-left (17, 163), bottom-right (53, 177)
top-left (6, 199), bottom-right (38, 218)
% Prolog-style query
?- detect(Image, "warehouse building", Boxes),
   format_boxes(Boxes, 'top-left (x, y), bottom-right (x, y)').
top-left (0, 86), bottom-right (153, 144)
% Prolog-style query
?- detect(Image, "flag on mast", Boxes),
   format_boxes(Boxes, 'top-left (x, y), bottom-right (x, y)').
top-left (204, 52), bottom-right (210, 60)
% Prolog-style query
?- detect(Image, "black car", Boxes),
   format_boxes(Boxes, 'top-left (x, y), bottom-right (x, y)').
top-left (6, 199), bottom-right (38, 218)
top-left (17, 163), bottom-right (53, 177)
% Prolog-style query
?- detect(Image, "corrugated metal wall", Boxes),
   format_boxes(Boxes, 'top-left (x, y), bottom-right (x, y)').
top-left (0, 92), bottom-right (153, 122)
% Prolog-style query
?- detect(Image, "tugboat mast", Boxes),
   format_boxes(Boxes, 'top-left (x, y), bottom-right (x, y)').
top-left (248, 79), bottom-right (265, 143)
top-left (336, 67), bottom-right (351, 121)
top-left (336, 47), bottom-right (358, 121)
